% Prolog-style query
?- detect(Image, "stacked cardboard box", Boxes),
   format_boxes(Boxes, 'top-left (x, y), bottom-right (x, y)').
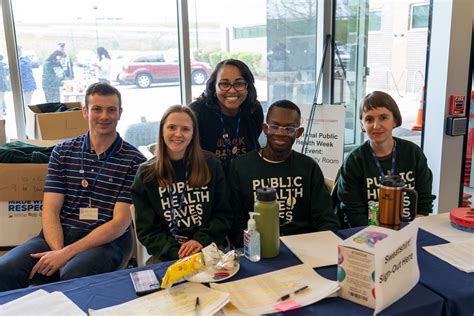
top-left (0, 140), bottom-right (59, 246)
top-left (26, 102), bottom-right (88, 140)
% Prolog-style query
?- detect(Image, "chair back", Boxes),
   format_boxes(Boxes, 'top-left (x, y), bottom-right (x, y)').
top-left (130, 205), bottom-right (152, 266)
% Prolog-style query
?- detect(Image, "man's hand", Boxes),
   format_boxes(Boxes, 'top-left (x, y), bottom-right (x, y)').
top-left (29, 249), bottom-right (73, 279)
top-left (178, 240), bottom-right (203, 259)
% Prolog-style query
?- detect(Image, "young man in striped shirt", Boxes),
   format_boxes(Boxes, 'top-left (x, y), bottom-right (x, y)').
top-left (0, 82), bottom-right (146, 291)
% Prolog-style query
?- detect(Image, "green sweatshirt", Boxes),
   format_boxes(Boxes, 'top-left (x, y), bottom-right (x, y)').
top-left (337, 137), bottom-right (435, 227)
top-left (229, 149), bottom-right (340, 247)
top-left (0, 141), bottom-right (54, 163)
top-left (131, 154), bottom-right (232, 262)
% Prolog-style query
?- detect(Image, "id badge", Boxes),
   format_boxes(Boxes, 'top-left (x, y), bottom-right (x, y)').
top-left (175, 235), bottom-right (189, 244)
top-left (79, 207), bottom-right (99, 220)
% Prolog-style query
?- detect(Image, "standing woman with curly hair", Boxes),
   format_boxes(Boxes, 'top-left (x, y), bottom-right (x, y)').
top-left (189, 59), bottom-right (263, 176)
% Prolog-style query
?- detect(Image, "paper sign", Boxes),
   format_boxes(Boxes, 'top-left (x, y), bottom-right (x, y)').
top-left (293, 104), bottom-right (345, 180)
top-left (338, 222), bottom-right (420, 314)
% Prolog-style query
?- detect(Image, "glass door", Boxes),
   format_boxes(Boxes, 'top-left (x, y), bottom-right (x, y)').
top-left (333, 0), bottom-right (369, 148)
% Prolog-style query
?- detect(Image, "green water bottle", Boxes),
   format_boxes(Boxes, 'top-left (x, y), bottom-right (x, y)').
top-left (254, 187), bottom-right (280, 258)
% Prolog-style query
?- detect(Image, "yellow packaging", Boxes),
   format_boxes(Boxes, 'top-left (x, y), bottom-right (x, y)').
top-left (161, 252), bottom-right (205, 288)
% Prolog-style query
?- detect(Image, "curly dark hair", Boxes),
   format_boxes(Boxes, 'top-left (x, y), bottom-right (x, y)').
top-left (197, 59), bottom-right (257, 106)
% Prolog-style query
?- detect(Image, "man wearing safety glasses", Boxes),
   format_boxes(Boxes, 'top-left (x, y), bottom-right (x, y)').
top-left (228, 99), bottom-right (340, 247)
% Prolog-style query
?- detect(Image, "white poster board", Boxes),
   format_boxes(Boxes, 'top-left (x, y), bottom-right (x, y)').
top-left (293, 104), bottom-right (345, 181)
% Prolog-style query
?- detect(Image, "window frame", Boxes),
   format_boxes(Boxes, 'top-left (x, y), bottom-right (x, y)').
top-left (409, 3), bottom-right (429, 31)
top-left (368, 9), bottom-right (382, 33)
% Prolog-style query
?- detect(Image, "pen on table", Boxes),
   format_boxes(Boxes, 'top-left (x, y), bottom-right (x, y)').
top-left (279, 285), bottom-right (309, 301)
top-left (195, 296), bottom-right (200, 315)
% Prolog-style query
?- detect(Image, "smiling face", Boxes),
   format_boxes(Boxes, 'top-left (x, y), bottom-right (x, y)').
top-left (361, 107), bottom-right (397, 146)
top-left (162, 112), bottom-right (194, 160)
top-left (263, 107), bottom-right (303, 157)
top-left (215, 64), bottom-right (248, 116)
top-left (83, 93), bottom-right (122, 139)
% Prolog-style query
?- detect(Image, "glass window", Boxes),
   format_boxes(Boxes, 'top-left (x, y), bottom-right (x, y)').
top-left (411, 4), bottom-right (429, 30)
top-left (333, 0), bottom-right (367, 146)
top-left (0, 8), bottom-right (16, 139)
top-left (11, 0), bottom-right (180, 147)
top-left (334, 0), bottom-right (431, 148)
top-left (134, 56), bottom-right (148, 63)
top-left (188, 0), bottom-right (319, 113)
top-left (234, 25), bottom-right (266, 39)
top-left (368, 10), bottom-right (381, 32)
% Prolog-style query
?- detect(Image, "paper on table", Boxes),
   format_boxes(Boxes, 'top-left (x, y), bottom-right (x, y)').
top-left (0, 291), bottom-right (85, 316)
top-left (0, 289), bottom-right (48, 313)
top-left (280, 231), bottom-right (342, 267)
top-left (423, 239), bottom-right (474, 273)
top-left (89, 282), bottom-right (229, 316)
top-left (220, 302), bottom-right (254, 316)
top-left (415, 213), bottom-right (473, 243)
top-left (210, 264), bottom-right (339, 315)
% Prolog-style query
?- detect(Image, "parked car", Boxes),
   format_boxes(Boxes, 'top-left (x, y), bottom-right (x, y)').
top-left (118, 52), bottom-right (212, 88)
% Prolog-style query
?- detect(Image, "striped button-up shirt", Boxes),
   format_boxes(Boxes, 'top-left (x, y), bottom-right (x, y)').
top-left (44, 132), bottom-right (146, 231)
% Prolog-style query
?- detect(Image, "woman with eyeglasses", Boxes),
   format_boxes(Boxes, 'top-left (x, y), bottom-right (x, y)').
top-left (189, 59), bottom-right (263, 176)
top-left (228, 100), bottom-right (340, 247)
top-left (131, 105), bottom-right (232, 263)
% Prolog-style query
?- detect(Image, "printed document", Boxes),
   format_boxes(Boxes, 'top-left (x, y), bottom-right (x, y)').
top-left (280, 231), bottom-right (342, 267)
top-left (211, 264), bottom-right (339, 315)
top-left (89, 282), bottom-right (229, 316)
top-left (423, 238), bottom-right (474, 273)
top-left (0, 290), bottom-right (85, 316)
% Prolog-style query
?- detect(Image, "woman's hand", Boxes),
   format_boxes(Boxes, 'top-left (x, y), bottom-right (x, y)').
top-left (178, 239), bottom-right (203, 258)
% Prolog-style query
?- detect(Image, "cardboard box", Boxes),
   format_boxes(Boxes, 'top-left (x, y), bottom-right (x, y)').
top-left (0, 163), bottom-right (48, 246)
top-left (0, 139), bottom-right (58, 246)
top-left (26, 102), bottom-right (88, 140)
top-left (337, 223), bottom-right (419, 314)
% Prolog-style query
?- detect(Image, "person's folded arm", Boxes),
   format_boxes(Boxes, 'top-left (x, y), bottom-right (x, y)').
top-left (337, 155), bottom-right (369, 227)
top-left (310, 163), bottom-right (340, 232)
top-left (228, 161), bottom-right (246, 247)
top-left (414, 151), bottom-right (435, 216)
top-left (41, 192), bottom-right (65, 251)
top-left (193, 161), bottom-right (233, 248)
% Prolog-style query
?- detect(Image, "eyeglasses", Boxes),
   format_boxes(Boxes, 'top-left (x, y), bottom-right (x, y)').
top-left (217, 81), bottom-right (247, 91)
top-left (264, 123), bottom-right (300, 135)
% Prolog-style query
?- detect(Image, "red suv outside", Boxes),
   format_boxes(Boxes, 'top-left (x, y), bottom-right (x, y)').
top-left (118, 52), bottom-right (212, 88)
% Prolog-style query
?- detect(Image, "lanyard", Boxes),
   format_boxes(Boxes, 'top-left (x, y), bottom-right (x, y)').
top-left (80, 134), bottom-right (121, 205)
top-left (219, 111), bottom-right (241, 163)
top-left (369, 141), bottom-right (397, 178)
top-left (166, 171), bottom-right (188, 237)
